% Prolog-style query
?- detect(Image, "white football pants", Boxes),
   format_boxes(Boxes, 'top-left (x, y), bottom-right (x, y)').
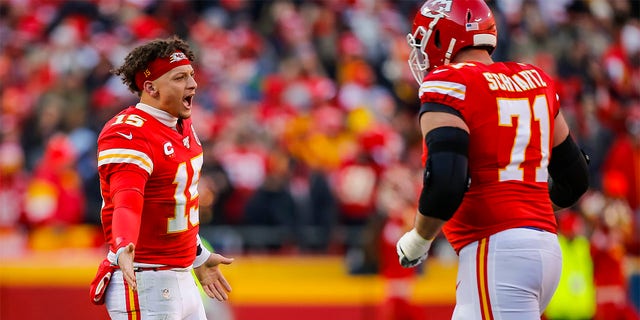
top-left (452, 227), bottom-right (562, 320)
top-left (105, 268), bottom-right (207, 320)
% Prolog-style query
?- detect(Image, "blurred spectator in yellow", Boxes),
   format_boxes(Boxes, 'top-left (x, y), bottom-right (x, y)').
top-left (545, 210), bottom-right (596, 320)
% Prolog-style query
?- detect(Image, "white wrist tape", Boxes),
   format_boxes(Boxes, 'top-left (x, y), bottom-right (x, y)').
top-left (400, 229), bottom-right (433, 260)
top-left (193, 236), bottom-right (212, 268)
top-left (114, 246), bottom-right (127, 265)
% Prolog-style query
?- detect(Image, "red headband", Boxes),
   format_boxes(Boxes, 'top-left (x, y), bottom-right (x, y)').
top-left (134, 51), bottom-right (191, 91)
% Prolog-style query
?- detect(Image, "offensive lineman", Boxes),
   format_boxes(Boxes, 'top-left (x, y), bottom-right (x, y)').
top-left (395, 0), bottom-right (589, 319)
top-left (89, 36), bottom-right (233, 319)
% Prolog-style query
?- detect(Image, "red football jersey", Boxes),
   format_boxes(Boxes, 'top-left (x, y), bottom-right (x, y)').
top-left (98, 105), bottom-right (203, 267)
top-left (419, 62), bottom-right (560, 252)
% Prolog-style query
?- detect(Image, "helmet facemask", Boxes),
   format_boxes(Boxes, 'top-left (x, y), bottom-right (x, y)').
top-left (407, 26), bottom-right (430, 85)
top-left (407, 10), bottom-right (447, 85)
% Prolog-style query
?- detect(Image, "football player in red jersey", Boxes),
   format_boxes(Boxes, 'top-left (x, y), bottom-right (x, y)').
top-left (395, 1), bottom-right (590, 319)
top-left (90, 36), bottom-right (234, 319)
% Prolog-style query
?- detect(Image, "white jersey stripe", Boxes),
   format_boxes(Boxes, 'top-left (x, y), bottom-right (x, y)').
top-left (98, 148), bottom-right (153, 174)
top-left (419, 80), bottom-right (466, 100)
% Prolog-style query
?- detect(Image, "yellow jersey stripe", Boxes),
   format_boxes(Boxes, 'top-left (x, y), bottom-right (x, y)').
top-left (420, 80), bottom-right (466, 100)
top-left (98, 148), bottom-right (153, 174)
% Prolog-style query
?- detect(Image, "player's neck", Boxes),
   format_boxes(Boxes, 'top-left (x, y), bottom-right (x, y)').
top-left (452, 48), bottom-right (494, 66)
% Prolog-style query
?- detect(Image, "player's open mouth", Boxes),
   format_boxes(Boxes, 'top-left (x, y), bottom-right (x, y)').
top-left (183, 94), bottom-right (194, 108)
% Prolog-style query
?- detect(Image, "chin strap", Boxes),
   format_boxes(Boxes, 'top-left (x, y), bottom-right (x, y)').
top-left (444, 38), bottom-right (457, 65)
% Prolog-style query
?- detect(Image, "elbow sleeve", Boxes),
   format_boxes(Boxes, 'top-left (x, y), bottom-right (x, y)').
top-left (418, 126), bottom-right (470, 221)
top-left (548, 135), bottom-right (590, 208)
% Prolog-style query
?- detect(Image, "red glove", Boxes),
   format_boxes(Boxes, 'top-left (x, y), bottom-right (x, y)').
top-left (89, 258), bottom-right (116, 305)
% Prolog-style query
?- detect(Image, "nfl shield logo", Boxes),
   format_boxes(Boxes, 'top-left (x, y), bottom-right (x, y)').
top-left (183, 136), bottom-right (190, 149)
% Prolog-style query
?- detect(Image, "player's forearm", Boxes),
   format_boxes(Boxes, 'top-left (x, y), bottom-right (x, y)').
top-left (111, 189), bottom-right (143, 249)
top-left (414, 213), bottom-right (445, 240)
top-left (109, 170), bottom-right (146, 250)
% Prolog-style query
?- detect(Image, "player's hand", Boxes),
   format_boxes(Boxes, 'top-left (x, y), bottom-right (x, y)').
top-left (194, 253), bottom-right (234, 301)
top-left (116, 243), bottom-right (137, 291)
top-left (396, 229), bottom-right (433, 268)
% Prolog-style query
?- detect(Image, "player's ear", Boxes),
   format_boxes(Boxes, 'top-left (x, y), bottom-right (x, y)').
top-left (144, 81), bottom-right (158, 97)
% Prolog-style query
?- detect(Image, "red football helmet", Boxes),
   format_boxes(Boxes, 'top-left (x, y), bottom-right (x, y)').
top-left (407, 0), bottom-right (497, 83)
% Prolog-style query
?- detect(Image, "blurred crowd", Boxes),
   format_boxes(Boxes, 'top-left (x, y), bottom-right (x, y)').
top-left (0, 0), bottom-right (638, 313)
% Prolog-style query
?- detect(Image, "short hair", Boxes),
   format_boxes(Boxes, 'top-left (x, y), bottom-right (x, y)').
top-left (112, 36), bottom-right (196, 95)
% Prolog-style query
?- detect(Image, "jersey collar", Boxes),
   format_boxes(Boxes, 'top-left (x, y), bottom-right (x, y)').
top-left (135, 103), bottom-right (178, 129)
